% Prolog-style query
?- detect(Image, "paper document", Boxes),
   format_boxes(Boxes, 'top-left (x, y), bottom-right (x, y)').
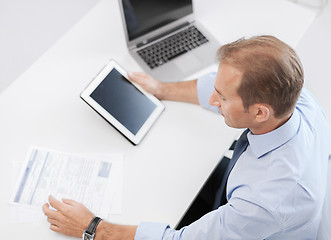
top-left (10, 147), bottom-right (123, 222)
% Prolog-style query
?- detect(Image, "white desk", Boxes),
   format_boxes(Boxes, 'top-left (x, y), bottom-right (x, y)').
top-left (0, 0), bottom-right (315, 238)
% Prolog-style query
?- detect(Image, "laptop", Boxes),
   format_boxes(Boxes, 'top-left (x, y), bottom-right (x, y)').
top-left (118, 0), bottom-right (220, 82)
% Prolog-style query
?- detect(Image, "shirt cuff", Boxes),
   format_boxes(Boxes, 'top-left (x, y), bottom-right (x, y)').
top-left (134, 222), bottom-right (169, 240)
top-left (197, 72), bottom-right (219, 113)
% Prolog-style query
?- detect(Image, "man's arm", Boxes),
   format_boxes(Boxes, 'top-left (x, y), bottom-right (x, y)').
top-left (42, 196), bottom-right (137, 240)
top-left (128, 72), bottom-right (198, 104)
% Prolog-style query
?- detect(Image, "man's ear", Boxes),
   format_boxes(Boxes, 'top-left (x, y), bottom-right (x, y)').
top-left (254, 104), bottom-right (270, 123)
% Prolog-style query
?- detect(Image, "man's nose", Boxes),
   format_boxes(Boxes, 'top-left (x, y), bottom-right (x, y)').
top-left (209, 90), bottom-right (219, 106)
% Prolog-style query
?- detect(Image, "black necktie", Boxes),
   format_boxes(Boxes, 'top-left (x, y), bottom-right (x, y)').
top-left (213, 129), bottom-right (250, 209)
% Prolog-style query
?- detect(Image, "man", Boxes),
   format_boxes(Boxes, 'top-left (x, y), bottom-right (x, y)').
top-left (43, 35), bottom-right (330, 239)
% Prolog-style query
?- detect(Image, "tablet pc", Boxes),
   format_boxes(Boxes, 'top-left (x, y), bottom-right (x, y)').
top-left (80, 60), bottom-right (165, 145)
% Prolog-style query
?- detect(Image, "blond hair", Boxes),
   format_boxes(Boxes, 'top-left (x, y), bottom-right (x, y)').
top-left (217, 35), bottom-right (304, 118)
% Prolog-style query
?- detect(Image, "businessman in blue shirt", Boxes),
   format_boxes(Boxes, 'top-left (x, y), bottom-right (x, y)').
top-left (43, 35), bottom-right (331, 239)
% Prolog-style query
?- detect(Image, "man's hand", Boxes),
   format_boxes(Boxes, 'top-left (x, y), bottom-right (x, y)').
top-left (128, 72), bottom-right (164, 99)
top-left (42, 195), bottom-right (94, 237)
top-left (128, 72), bottom-right (199, 104)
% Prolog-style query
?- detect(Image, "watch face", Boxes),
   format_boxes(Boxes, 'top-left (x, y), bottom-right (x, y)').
top-left (83, 231), bottom-right (94, 240)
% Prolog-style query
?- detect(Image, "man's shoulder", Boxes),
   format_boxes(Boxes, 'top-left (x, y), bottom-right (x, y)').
top-left (297, 88), bottom-right (329, 131)
top-left (297, 88), bottom-right (324, 114)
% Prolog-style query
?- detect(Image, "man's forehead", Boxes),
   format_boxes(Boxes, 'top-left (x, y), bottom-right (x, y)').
top-left (216, 63), bottom-right (243, 89)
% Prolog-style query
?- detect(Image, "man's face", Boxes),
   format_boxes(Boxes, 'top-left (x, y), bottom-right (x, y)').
top-left (209, 63), bottom-right (255, 129)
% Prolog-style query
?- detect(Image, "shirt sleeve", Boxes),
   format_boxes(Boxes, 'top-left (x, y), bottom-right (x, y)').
top-left (134, 222), bottom-right (169, 240)
top-left (135, 199), bottom-right (280, 240)
top-left (196, 72), bottom-right (219, 113)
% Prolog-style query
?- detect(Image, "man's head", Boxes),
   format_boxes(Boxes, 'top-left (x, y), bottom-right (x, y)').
top-left (209, 35), bottom-right (304, 133)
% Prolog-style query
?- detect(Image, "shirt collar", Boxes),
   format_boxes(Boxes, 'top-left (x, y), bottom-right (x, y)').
top-left (247, 109), bottom-right (301, 159)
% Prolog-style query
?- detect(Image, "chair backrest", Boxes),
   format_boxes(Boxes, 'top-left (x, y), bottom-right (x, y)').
top-left (316, 155), bottom-right (331, 240)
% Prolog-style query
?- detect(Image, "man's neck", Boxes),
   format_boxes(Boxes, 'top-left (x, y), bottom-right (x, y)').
top-left (250, 113), bottom-right (292, 135)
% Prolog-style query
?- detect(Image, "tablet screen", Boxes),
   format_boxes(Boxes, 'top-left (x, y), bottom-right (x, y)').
top-left (90, 68), bottom-right (157, 135)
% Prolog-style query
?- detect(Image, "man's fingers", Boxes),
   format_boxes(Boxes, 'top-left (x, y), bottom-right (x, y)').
top-left (129, 71), bottom-right (145, 78)
top-left (42, 203), bottom-right (50, 214)
top-left (50, 224), bottom-right (60, 232)
top-left (62, 198), bottom-right (77, 206)
top-left (47, 216), bottom-right (58, 224)
top-left (43, 203), bottom-right (61, 219)
top-left (128, 72), bottom-right (147, 82)
top-left (42, 203), bottom-right (63, 220)
top-left (42, 202), bottom-right (49, 212)
top-left (48, 195), bottom-right (65, 211)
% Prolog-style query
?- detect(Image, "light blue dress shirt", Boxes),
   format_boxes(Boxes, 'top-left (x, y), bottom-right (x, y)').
top-left (134, 73), bottom-right (331, 240)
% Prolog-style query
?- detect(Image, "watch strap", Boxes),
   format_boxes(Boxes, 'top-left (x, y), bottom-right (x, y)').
top-left (86, 217), bottom-right (102, 235)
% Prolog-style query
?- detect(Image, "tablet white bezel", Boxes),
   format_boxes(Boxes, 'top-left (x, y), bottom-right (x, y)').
top-left (80, 60), bottom-right (164, 145)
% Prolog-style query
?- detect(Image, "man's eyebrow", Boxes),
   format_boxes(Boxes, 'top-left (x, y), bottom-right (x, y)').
top-left (214, 87), bottom-right (225, 97)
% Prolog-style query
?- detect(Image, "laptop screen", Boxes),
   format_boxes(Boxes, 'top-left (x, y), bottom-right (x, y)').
top-left (122, 0), bottom-right (193, 41)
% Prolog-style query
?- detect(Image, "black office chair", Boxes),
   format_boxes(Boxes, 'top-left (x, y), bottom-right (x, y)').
top-left (175, 140), bottom-right (237, 230)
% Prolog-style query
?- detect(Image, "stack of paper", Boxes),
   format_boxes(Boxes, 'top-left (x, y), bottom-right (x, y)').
top-left (9, 147), bottom-right (123, 223)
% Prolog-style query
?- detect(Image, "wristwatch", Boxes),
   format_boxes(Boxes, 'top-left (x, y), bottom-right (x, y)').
top-left (82, 216), bottom-right (102, 240)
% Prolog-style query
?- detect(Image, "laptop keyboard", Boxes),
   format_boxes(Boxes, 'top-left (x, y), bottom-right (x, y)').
top-left (137, 26), bottom-right (209, 69)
